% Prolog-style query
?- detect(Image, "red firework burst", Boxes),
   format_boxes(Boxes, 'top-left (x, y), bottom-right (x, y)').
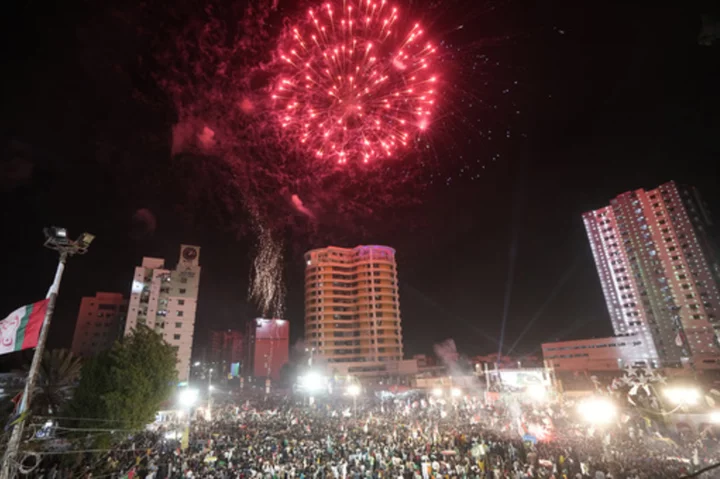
top-left (272, 0), bottom-right (438, 164)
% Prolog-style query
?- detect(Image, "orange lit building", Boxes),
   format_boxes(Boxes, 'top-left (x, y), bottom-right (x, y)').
top-left (71, 292), bottom-right (127, 357)
top-left (304, 245), bottom-right (404, 377)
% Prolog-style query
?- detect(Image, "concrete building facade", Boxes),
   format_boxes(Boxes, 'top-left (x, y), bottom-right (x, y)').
top-left (71, 292), bottom-right (127, 357)
top-left (304, 245), bottom-right (404, 377)
top-left (124, 245), bottom-right (201, 381)
top-left (583, 181), bottom-right (720, 368)
top-left (542, 336), bottom-right (650, 372)
top-left (209, 330), bottom-right (244, 365)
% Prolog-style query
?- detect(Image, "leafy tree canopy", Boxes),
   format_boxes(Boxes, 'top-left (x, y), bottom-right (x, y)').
top-left (66, 326), bottom-right (177, 430)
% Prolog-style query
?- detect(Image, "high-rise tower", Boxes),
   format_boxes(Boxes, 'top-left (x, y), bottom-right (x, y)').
top-left (304, 245), bottom-right (403, 376)
top-left (71, 292), bottom-right (127, 357)
top-left (583, 181), bottom-right (720, 367)
top-left (124, 245), bottom-right (201, 381)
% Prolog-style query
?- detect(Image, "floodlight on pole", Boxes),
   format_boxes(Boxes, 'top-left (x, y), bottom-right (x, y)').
top-left (431, 387), bottom-right (444, 397)
top-left (1, 228), bottom-right (94, 479)
top-left (300, 371), bottom-right (326, 393)
top-left (347, 383), bottom-right (361, 415)
top-left (450, 387), bottom-right (462, 398)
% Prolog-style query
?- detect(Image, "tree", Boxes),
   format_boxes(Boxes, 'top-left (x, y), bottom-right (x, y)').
top-left (66, 326), bottom-right (177, 430)
top-left (3, 349), bottom-right (83, 418)
top-left (29, 349), bottom-right (83, 416)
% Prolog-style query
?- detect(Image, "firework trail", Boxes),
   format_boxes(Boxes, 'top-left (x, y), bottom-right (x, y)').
top-left (272, 0), bottom-right (438, 164)
top-left (290, 193), bottom-right (316, 219)
top-left (249, 213), bottom-right (286, 318)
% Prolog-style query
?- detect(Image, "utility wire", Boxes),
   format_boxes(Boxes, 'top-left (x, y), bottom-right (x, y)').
top-left (52, 426), bottom-right (145, 433)
top-left (33, 415), bottom-right (132, 424)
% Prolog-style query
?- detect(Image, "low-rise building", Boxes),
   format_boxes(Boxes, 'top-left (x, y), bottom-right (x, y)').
top-left (542, 336), bottom-right (650, 372)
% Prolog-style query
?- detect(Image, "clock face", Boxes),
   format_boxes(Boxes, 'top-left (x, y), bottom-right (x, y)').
top-left (182, 247), bottom-right (198, 261)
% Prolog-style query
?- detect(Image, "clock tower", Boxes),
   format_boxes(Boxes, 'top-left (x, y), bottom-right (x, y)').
top-left (179, 244), bottom-right (200, 269)
top-left (125, 244), bottom-right (202, 382)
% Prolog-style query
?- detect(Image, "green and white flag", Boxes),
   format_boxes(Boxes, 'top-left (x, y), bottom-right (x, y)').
top-left (0, 299), bottom-right (49, 356)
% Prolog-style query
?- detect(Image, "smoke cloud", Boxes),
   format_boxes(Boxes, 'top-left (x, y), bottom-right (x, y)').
top-left (291, 194), bottom-right (316, 220)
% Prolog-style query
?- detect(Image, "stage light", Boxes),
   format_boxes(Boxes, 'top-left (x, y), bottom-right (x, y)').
top-left (527, 384), bottom-right (547, 401)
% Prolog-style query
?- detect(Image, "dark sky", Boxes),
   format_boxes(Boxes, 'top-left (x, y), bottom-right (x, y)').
top-left (1, 0), bottom-right (718, 369)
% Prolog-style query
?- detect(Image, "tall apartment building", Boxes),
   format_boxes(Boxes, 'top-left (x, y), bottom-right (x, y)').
top-left (71, 292), bottom-right (127, 357)
top-left (304, 245), bottom-right (404, 377)
top-left (124, 245), bottom-right (201, 381)
top-left (583, 181), bottom-right (720, 368)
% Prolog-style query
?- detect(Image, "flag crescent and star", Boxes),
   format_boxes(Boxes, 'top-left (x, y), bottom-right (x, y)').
top-left (0, 299), bottom-right (49, 356)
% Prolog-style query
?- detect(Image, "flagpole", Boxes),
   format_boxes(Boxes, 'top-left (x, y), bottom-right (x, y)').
top-left (0, 228), bottom-right (93, 479)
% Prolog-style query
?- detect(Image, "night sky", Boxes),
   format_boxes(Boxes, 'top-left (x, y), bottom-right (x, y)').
top-left (1, 0), bottom-right (718, 370)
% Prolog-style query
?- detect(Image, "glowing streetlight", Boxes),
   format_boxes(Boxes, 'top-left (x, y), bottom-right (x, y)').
top-left (663, 387), bottom-right (700, 406)
top-left (450, 387), bottom-right (462, 398)
top-left (300, 371), bottom-right (327, 393)
top-left (431, 387), bottom-right (443, 397)
top-left (305, 347), bottom-right (316, 366)
top-left (178, 388), bottom-right (198, 452)
top-left (347, 384), bottom-right (361, 415)
top-left (710, 411), bottom-right (720, 424)
top-left (179, 388), bottom-right (199, 408)
top-left (577, 397), bottom-right (617, 425)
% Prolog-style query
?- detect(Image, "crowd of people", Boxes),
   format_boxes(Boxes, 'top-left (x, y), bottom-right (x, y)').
top-left (24, 386), bottom-right (720, 478)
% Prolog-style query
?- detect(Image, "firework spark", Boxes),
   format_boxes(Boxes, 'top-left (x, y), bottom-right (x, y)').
top-left (272, 0), bottom-right (438, 165)
top-left (249, 222), bottom-right (286, 318)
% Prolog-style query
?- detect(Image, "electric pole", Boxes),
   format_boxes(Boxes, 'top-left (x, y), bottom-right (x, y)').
top-left (0, 228), bottom-right (94, 479)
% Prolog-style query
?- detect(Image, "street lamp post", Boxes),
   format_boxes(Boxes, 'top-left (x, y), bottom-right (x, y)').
top-left (347, 384), bottom-right (361, 416)
top-left (207, 368), bottom-right (213, 421)
top-left (1, 228), bottom-right (94, 479)
top-left (305, 347), bottom-right (315, 366)
top-left (179, 388), bottom-right (199, 450)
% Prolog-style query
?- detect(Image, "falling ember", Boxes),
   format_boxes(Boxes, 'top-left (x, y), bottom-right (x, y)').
top-left (249, 221), bottom-right (286, 319)
top-left (271, 0), bottom-right (438, 165)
